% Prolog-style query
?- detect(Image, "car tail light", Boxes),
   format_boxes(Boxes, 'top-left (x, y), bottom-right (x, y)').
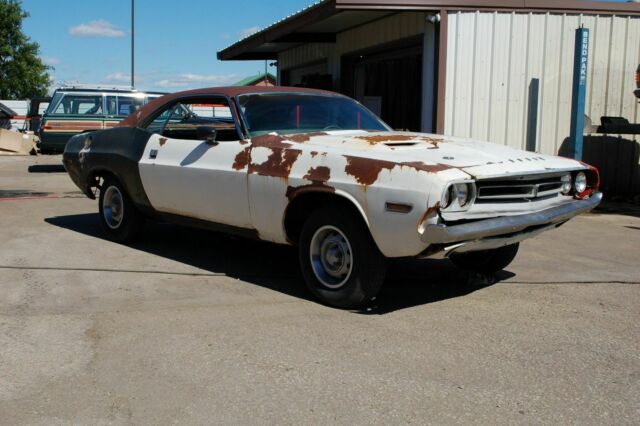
top-left (636, 65), bottom-right (640, 88)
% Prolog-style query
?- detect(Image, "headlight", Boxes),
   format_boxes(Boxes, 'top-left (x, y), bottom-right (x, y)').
top-left (441, 185), bottom-right (452, 208)
top-left (574, 172), bottom-right (587, 193)
top-left (454, 183), bottom-right (471, 206)
top-left (441, 182), bottom-right (475, 210)
top-left (560, 174), bottom-right (572, 194)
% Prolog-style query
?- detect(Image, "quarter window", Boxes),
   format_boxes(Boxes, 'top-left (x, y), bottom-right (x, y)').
top-left (143, 97), bottom-right (238, 141)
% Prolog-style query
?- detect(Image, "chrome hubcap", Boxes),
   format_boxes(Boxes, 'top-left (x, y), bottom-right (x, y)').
top-left (310, 225), bottom-right (353, 289)
top-left (103, 186), bottom-right (124, 229)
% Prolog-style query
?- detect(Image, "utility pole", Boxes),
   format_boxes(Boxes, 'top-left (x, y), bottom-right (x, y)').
top-left (131, 0), bottom-right (135, 89)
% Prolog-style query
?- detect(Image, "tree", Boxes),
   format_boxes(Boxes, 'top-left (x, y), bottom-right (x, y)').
top-left (0, 0), bottom-right (50, 99)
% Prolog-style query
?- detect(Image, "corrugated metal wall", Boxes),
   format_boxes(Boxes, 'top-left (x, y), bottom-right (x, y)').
top-left (444, 11), bottom-right (640, 154)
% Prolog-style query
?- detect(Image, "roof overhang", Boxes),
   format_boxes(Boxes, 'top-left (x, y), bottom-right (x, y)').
top-left (217, 0), bottom-right (640, 61)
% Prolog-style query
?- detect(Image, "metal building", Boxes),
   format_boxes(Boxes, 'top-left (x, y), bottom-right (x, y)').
top-left (219, 0), bottom-right (640, 194)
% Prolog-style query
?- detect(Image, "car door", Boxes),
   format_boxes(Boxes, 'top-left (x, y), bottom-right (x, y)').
top-left (138, 97), bottom-right (253, 229)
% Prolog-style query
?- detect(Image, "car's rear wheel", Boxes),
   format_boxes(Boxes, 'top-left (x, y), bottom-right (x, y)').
top-left (98, 176), bottom-right (144, 242)
top-left (299, 206), bottom-right (386, 309)
top-left (450, 243), bottom-right (519, 274)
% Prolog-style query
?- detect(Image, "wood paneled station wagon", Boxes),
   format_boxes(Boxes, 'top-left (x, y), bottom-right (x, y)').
top-left (62, 86), bottom-right (601, 308)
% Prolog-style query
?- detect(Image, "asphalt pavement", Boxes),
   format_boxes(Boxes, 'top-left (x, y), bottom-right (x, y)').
top-left (1, 155), bottom-right (639, 425)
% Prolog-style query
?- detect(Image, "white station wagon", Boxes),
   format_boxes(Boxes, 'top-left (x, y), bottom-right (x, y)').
top-left (62, 86), bottom-right (602, 308)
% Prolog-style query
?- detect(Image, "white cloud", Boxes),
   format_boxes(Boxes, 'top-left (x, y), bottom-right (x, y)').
top-left (238, 26), bottom-right (260, 39)
top-left (69, 20), bottom-right (125, 38)
top-left (154, 79), bottom-right (189, 89)
top-left (106, 72), bottom-right (132, 83)
top-left (41, 56), bottom-right (60, 66)
top-left (154, 73), bottom-right (238, 89)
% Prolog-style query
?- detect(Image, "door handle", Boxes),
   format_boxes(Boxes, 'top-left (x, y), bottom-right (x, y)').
top-left (149, 149), bottom-right (158, 159)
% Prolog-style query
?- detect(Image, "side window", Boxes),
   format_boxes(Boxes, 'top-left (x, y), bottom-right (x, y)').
top-left (106, 95), bottom-right (144, 117)
top-left (145, 105), bottom-right (175, 135)
top-left (51, 95), bottom-right (103, 115)
top-left (117, 96), bottom-right (144, 116)
top-left (144, 97), bottom-right (238, 141)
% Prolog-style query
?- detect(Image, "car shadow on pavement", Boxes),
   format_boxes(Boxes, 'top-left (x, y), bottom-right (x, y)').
top-left (45, 213), bottom-right (514, 314)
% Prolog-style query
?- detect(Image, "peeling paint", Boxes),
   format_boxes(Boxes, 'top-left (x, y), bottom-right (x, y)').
top-left (251, 133), bottom-right (292, 149)
top-left (232, 147), bottom-right (251, 170)
top-left (400, 161), bottom-right (452, 174)
top-left (249, 148), bottom-right (302, 179)
top-left (344, 155), bottom-right (396, 186)
top-left (159, 137), bottom-right (167, 146)
top-left (303, 166), bottom-right (331, 183)
top-left (355, 134), bottom-right (416, 144)
top-left (310, 151), bottom-right (318, 158)
top-left (285, 132), bottom-right (328, 143)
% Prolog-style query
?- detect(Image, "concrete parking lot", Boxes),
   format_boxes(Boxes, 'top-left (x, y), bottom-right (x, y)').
top-left (1, 155), bottom-right (639, 425)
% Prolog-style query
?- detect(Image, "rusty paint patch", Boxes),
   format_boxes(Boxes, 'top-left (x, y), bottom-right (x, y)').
top-left (249, 148), bottom-right (302, 179)
top-left (310, 151), bottom-right (318, 158)
top-left (239, 139), bottom-right (249, 145)
top-left (285, 132), bottom-right (328, 143)
top-left (400, 161), bottom-right (452, 173)
top-left (418, 202), bottom-right (441, 229)
top-left (421, 136), bottom-right (442, 149)
top-left (355, 134), bottom-right (416, 144)
top-left (251, 133), bottom-right (291, 149)
top-left (159, 137), bottom-right (167, 146)
top-left (232, 147), bottom-right (251, 170)
top-left (344, 155), bottom-right (396, 186)
top-left (303, 166), bottom-right (330, 183)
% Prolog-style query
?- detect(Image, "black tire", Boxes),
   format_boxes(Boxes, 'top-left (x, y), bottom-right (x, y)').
top-left (98, 176), bottom-right (144, 242)
top-left (450, 243), bottom-right (519, 274)
top-left (298, 206), bottom-right (386, 309)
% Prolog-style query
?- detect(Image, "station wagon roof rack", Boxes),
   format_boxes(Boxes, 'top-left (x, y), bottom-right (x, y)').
top-left (53, 84), bottom-right (166, 95)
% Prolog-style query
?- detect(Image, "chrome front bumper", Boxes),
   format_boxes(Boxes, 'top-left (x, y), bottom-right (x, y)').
top-left (421, 192), bottom-right (602, 250)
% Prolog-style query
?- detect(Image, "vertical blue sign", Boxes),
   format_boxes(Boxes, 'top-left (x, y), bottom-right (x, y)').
top-left (569, 27), bottom-right (589, 160)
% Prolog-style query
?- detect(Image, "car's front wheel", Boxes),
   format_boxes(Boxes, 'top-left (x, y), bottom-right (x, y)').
top-left (299, 206), bottom-right (386, 309)
top-left (98, 176), bottom-right (144, 242)
top-left (450, 243), bottom-right (519, 274)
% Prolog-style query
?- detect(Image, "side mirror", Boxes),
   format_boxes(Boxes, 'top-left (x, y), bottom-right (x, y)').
top-left (196, 126), bottom-right (218, 145)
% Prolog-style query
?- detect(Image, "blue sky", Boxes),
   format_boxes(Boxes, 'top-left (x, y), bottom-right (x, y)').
top-left (20, 0), bottom-right (314, 93)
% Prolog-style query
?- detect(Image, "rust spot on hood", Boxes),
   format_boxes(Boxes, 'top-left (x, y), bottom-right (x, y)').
top-left (251, 133), bottom-right (292, 149)
top-left (285, 132), bottom-right (328, 143)
top-left (232, 147), bottom-right (251, 170)
top-left (344, 155), bottom-right (396, 186)
top-left (159, 137), bottom-right (167, 146)
top-left (354, 134), bottom-right (445, 148)
top-left (310, 151), bottom-right (319, 158)
top-left (418, 202), bottom-right (441, 228)
top-left (303, 166), bottom-right (330, 183)
top-left (400, 161), bottom-right (452, 173)
top-left (239, 139), bottom-right (249, 145)
top-left (355, 134), bottom-right (416, 144)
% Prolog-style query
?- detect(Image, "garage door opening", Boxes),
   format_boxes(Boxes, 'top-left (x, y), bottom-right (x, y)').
top-left (342, 40), bottom-right (423, 132)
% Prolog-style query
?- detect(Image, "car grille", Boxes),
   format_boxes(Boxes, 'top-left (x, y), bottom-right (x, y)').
top-left (475, 175), bottom-right (565, 203)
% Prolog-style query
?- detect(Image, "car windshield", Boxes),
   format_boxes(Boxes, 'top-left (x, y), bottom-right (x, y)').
top-left (237, 93), bottom-right (389, 137)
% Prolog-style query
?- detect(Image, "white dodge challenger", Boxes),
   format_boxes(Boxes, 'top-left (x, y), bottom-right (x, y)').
top-left (63, 86), bottom-right (602, 308)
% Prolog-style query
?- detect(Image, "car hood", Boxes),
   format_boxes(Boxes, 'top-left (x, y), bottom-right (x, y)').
top-left (275, 130), bottom-right (585, 179)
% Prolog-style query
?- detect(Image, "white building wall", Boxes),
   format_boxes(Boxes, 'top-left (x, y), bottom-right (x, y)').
top-left (445, 11), bottom-right (640, 155)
